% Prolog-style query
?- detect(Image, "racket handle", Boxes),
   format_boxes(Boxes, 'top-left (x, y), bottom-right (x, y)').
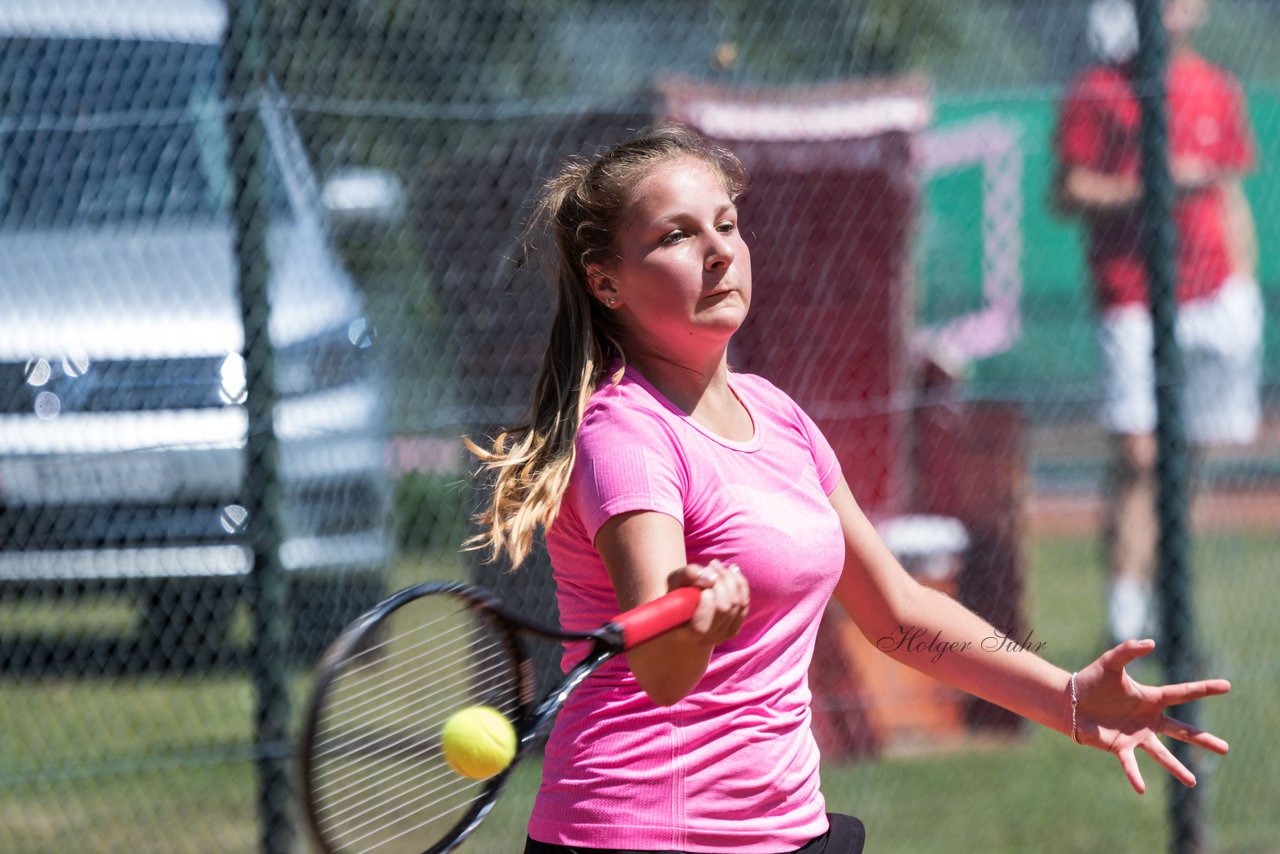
top-left (615, 586), bottom-right (702, 649)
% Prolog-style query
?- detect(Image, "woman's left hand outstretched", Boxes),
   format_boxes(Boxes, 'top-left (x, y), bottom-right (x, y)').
top-left (1073, 638), bottom-right (1231, 794)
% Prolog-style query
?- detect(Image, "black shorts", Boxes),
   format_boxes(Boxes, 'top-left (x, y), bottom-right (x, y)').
top-left (523, 812), bottom-right (866, 854)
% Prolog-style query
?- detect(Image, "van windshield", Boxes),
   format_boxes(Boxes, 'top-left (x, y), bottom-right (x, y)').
top-left (0, 37), bottom-right (282, 228)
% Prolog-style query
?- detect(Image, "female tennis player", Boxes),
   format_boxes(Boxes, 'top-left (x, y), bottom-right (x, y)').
top-left (467, 124), bottom-right (1231, 854)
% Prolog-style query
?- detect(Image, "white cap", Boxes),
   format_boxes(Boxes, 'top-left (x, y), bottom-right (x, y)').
top-left (1088, 0), bottom-right (1139, 65)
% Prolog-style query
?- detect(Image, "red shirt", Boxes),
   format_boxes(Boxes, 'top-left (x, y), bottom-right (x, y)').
top-left (1055, 52), bottom-right (1254, 309)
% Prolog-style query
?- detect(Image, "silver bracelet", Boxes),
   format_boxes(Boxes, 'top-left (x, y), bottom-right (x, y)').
top-left (1069, 671), bottom-right (1081, 744)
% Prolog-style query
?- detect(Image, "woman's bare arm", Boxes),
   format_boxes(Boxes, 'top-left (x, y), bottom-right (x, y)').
top-left (594, 510), bottom-right (748, 706)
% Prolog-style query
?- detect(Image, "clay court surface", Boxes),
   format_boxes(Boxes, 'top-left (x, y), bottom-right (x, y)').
top-left (1029, 411), bottom-right (1280, 536)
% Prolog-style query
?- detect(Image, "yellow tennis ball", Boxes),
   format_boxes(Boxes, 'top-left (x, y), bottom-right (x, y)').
top-left (440, 705), bottom-right (517, 780)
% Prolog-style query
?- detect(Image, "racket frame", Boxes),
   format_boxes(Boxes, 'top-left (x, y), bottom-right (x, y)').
top-left (299, 581), bottom-right (657, 854)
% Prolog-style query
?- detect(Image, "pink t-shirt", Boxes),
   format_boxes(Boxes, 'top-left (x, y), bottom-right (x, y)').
top-left (529, 364), bottom-right (845, 853)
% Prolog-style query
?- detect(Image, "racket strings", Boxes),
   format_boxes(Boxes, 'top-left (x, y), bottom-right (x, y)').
top-left (312, 646), bottom-right (515, 804)
top-left (336, 778), bottom-right (502, 853)
top-left (315, 633), bottom-right (514, 786)
top-left (320, 753), bottom-right (506, 852)
top-left (329, 610), bottom-right (463, 690)
top-left (315, 685), bottom-right (516, 849)
top-left (313, 632), bottom-right (511, 769)
top-left (308, 596), bottom-right (523, 853)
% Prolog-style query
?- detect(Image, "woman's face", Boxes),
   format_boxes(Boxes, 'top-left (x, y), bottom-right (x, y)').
top-left (595, 157), bottom-right (751, 358)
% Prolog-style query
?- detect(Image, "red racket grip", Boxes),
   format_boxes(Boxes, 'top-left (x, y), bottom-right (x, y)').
top-left (614, 586), bottom-right (702, 649)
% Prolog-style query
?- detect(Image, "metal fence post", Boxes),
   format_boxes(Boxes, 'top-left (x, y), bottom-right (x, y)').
top-left (1135, 1), bottom-right (1201, 852)
top-left (224, 1), bottom-right (293, 851)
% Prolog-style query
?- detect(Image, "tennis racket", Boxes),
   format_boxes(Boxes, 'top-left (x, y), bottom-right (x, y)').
top-left (300, 581), bottom-right (702, 854)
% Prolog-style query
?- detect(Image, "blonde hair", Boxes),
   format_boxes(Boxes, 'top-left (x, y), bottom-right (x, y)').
top-left (466, 124), bottom-right (749, 567)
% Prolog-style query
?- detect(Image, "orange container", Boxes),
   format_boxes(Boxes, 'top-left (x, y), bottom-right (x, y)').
top-left (809, 516), bottom-right (970, 759)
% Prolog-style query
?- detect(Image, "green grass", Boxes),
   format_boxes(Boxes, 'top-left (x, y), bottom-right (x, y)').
top-left (2, 535), bottom-right (1277, 852)
top-left (809, 531), bottom-right (1280, 854)
top-left (8, 596), bottom-right (138, 636)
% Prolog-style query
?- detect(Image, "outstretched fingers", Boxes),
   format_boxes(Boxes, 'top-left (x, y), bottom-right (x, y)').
top-left (1116, 747), bottom-right (1147, 795)
top-left (1158, 678), bottom-right (1232, 707)
top-left (1140, 736), bottom-right (1197, 787)
top-left (1161, 715), bottom-right (1230, 755)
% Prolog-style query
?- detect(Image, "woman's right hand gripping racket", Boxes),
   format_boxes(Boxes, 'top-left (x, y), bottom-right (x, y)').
top-left (300, 581), bottom-right (702, 854)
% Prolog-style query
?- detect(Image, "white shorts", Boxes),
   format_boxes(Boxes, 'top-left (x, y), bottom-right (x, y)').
top-left (1098, 276), bottom-right (1263, 445)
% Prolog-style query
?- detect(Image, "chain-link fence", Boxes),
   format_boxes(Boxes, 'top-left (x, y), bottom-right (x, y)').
top-left (2, 0), bottom-right (1277, 851)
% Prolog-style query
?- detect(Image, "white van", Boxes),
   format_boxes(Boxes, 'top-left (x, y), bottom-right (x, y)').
top-left (0, 0), bottom-right (391, 666)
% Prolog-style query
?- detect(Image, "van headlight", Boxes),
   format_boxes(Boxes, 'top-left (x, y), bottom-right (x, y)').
top-left (219, 353), bottom-right (247, 405)
top-left (25, 358), bottom-right (53, 387)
